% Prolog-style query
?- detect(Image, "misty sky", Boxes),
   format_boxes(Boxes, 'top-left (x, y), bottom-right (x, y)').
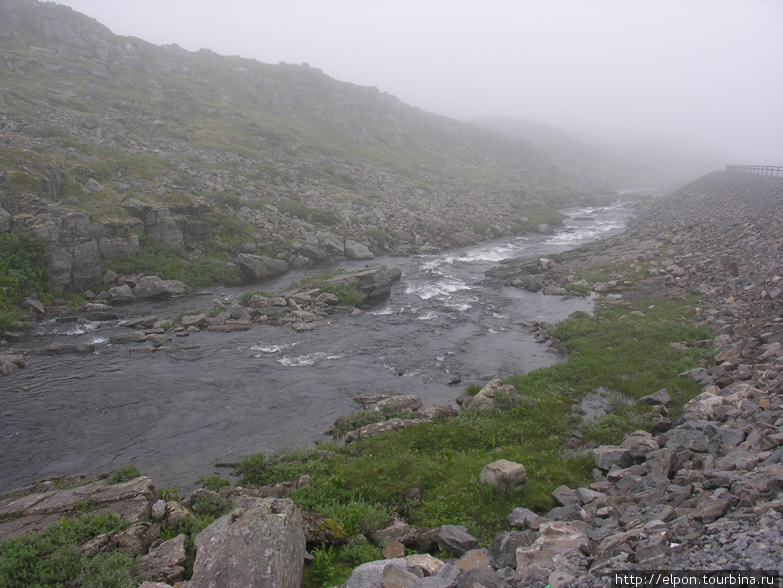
top-left (56, 0), bottom-right (783, 165)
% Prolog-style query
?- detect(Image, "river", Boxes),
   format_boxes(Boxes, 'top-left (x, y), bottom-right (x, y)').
top-left (0, 203), bottom-right (631, 494)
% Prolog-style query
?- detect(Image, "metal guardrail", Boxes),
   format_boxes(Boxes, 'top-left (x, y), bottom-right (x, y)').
top-left (725, 165), bottom-right (783, 177)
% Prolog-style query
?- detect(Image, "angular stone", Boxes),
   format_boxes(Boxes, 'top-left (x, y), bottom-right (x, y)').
top-left (382, 562), bottom-right (418, 588)
top-left (506, 507), bottom-right (546, 530)
top-left (140, 534), bottom-right (186, 584)
top-left (345, 239), bottom-right (375, 260)
top-left (551, 484), bottom-right (581, 507)
top-left (341, 558), bottom-right (406, 588)
top-left (465, 379), bottom-right (521, 412)
top-left (191, 497), bottom-right (305, 588)
top-left (372, 394), bottom-right (423, 413)
top-left (516, 521), bottom-right (588, 578)
top-left (436, 524), bottom-right (480, 556)
top-left (235, 253), bottom-right (289, 281)
top-left (322, 266), bottom-right (402, 301)
top-left (344, 418), bottom-right (427, 443)
top-left (478, 459), bottom-right (526, 491)
top-left (593, 446), bottom-right (632, 471)
top-left (133, 276), bottom-right (186, 298)
top-left (639, 389), bottom-right (672, 406)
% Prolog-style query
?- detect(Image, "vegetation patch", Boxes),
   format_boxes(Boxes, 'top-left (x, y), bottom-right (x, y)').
top-left (0, 510), bottom-right (143, 588)
top-left (0, 231), bottom-right (51, 333)
top-left (106, 466), bottom-right (141, 485)
top-left (236, 296), bottom-right (712, 587)
top-left (329, 408), bottom-right (419, 439)
top-left (106, 241), bottom-right (242, 288)
top-left (509, 206), bottom-right (564, 234)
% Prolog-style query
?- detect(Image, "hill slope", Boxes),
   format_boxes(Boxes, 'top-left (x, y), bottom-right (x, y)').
top-left (469, 117), bottom-right (667, 188)
top-left (0, 0), bottom-right (619, 297)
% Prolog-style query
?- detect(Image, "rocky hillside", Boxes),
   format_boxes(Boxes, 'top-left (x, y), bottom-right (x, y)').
top-left (0, 0), bottom-right (623, 298)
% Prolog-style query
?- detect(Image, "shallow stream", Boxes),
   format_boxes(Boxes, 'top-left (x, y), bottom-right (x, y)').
top-left (0, 203), bottom-right (630, 493)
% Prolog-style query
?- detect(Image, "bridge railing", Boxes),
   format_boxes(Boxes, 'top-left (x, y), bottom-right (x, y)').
top-left (725, 165), bottom-right (783, 177)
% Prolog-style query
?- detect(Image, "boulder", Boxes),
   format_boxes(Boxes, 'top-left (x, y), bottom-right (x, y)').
top-left (515, 521), bottom-right (588, 581)
top-left (235, 253), bottom-right (289, 281)
top-left (132, 276), bottom-right (186, 298)
top-left (143, 208), bottom-right (184, 255)
top-left (371, 394), bottom-right (423, 413)
top-left (340, 557), bottom-right (406, 588)
top-left (108, 284), bottom-right (135, 302)
top-left (344, 418), bottom-right (427, 443)
top-left (0, 354), bottom-right (26, 376)
top-left (639, 389), bottom-right (673, 406)
top-left (140, 534), bottom-right (186, 584)
top-left (593, 445), bottom-right (632, 471)
top-left (464, 379), bottom-right (520, 411)
top-left (190, 497), bottom-right (305, 588)
top-left (316, 231), bottom-right (344, 255)
top-left (437, 525), bottom-right (481, 556)
top-left (506, 507), bottom-right (546, 530)
top-left (345, 239), bottom-right (375, 260)
top-left (478, 459), bottom-right (526, 491)
top-left (323, 266), bottom-right (402, 301)
top-left (551, 485), bottom-right (581, 507)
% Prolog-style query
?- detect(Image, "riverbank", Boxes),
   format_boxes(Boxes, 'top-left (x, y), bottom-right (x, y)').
top-left (2, 171), bottom-right (782, 587)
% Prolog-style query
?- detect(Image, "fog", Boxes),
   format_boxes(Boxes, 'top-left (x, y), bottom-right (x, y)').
top-left (57, 0), bottom-right (783, 170)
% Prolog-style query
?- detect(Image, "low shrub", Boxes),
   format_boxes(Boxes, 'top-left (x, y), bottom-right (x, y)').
top-left (0, 231), bottom-right (51, 332)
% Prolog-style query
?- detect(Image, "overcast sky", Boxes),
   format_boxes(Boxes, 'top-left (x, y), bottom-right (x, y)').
top-left (56, 0), bottom-right (783, 165)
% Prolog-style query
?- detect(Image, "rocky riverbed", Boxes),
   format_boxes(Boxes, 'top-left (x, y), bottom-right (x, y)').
top-left (2, 171), bottom-right (782, 587)
top-left (0, 203), bottom-right (630, 495)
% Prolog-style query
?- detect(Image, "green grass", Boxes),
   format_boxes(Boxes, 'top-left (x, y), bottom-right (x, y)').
top-left (106, 242), bottom-right (242, 288)
top-left (106, 466), bottom-right (141, 485)
top-left (236, 296), bottom-right (713, 587)
top-left (0, 511), bottom-right (143, 588)
top-left (0, 231), bottom-right (52, 333)
top-left (236, 290), bottom-right (272, 305)
top-left (329, 408), bottom-right (419, 439)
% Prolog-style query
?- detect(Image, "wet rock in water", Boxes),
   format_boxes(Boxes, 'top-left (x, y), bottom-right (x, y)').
top-left (110, 331), bottom-right (148, 345)
top-left (370, 394), bottom-right (423, 412)
top-left (0, 354), bottom-right (25, 376)
top-left (322, 265), bottom-right (402, 301)
top-left (353, 389), bottom-right (403, 408)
